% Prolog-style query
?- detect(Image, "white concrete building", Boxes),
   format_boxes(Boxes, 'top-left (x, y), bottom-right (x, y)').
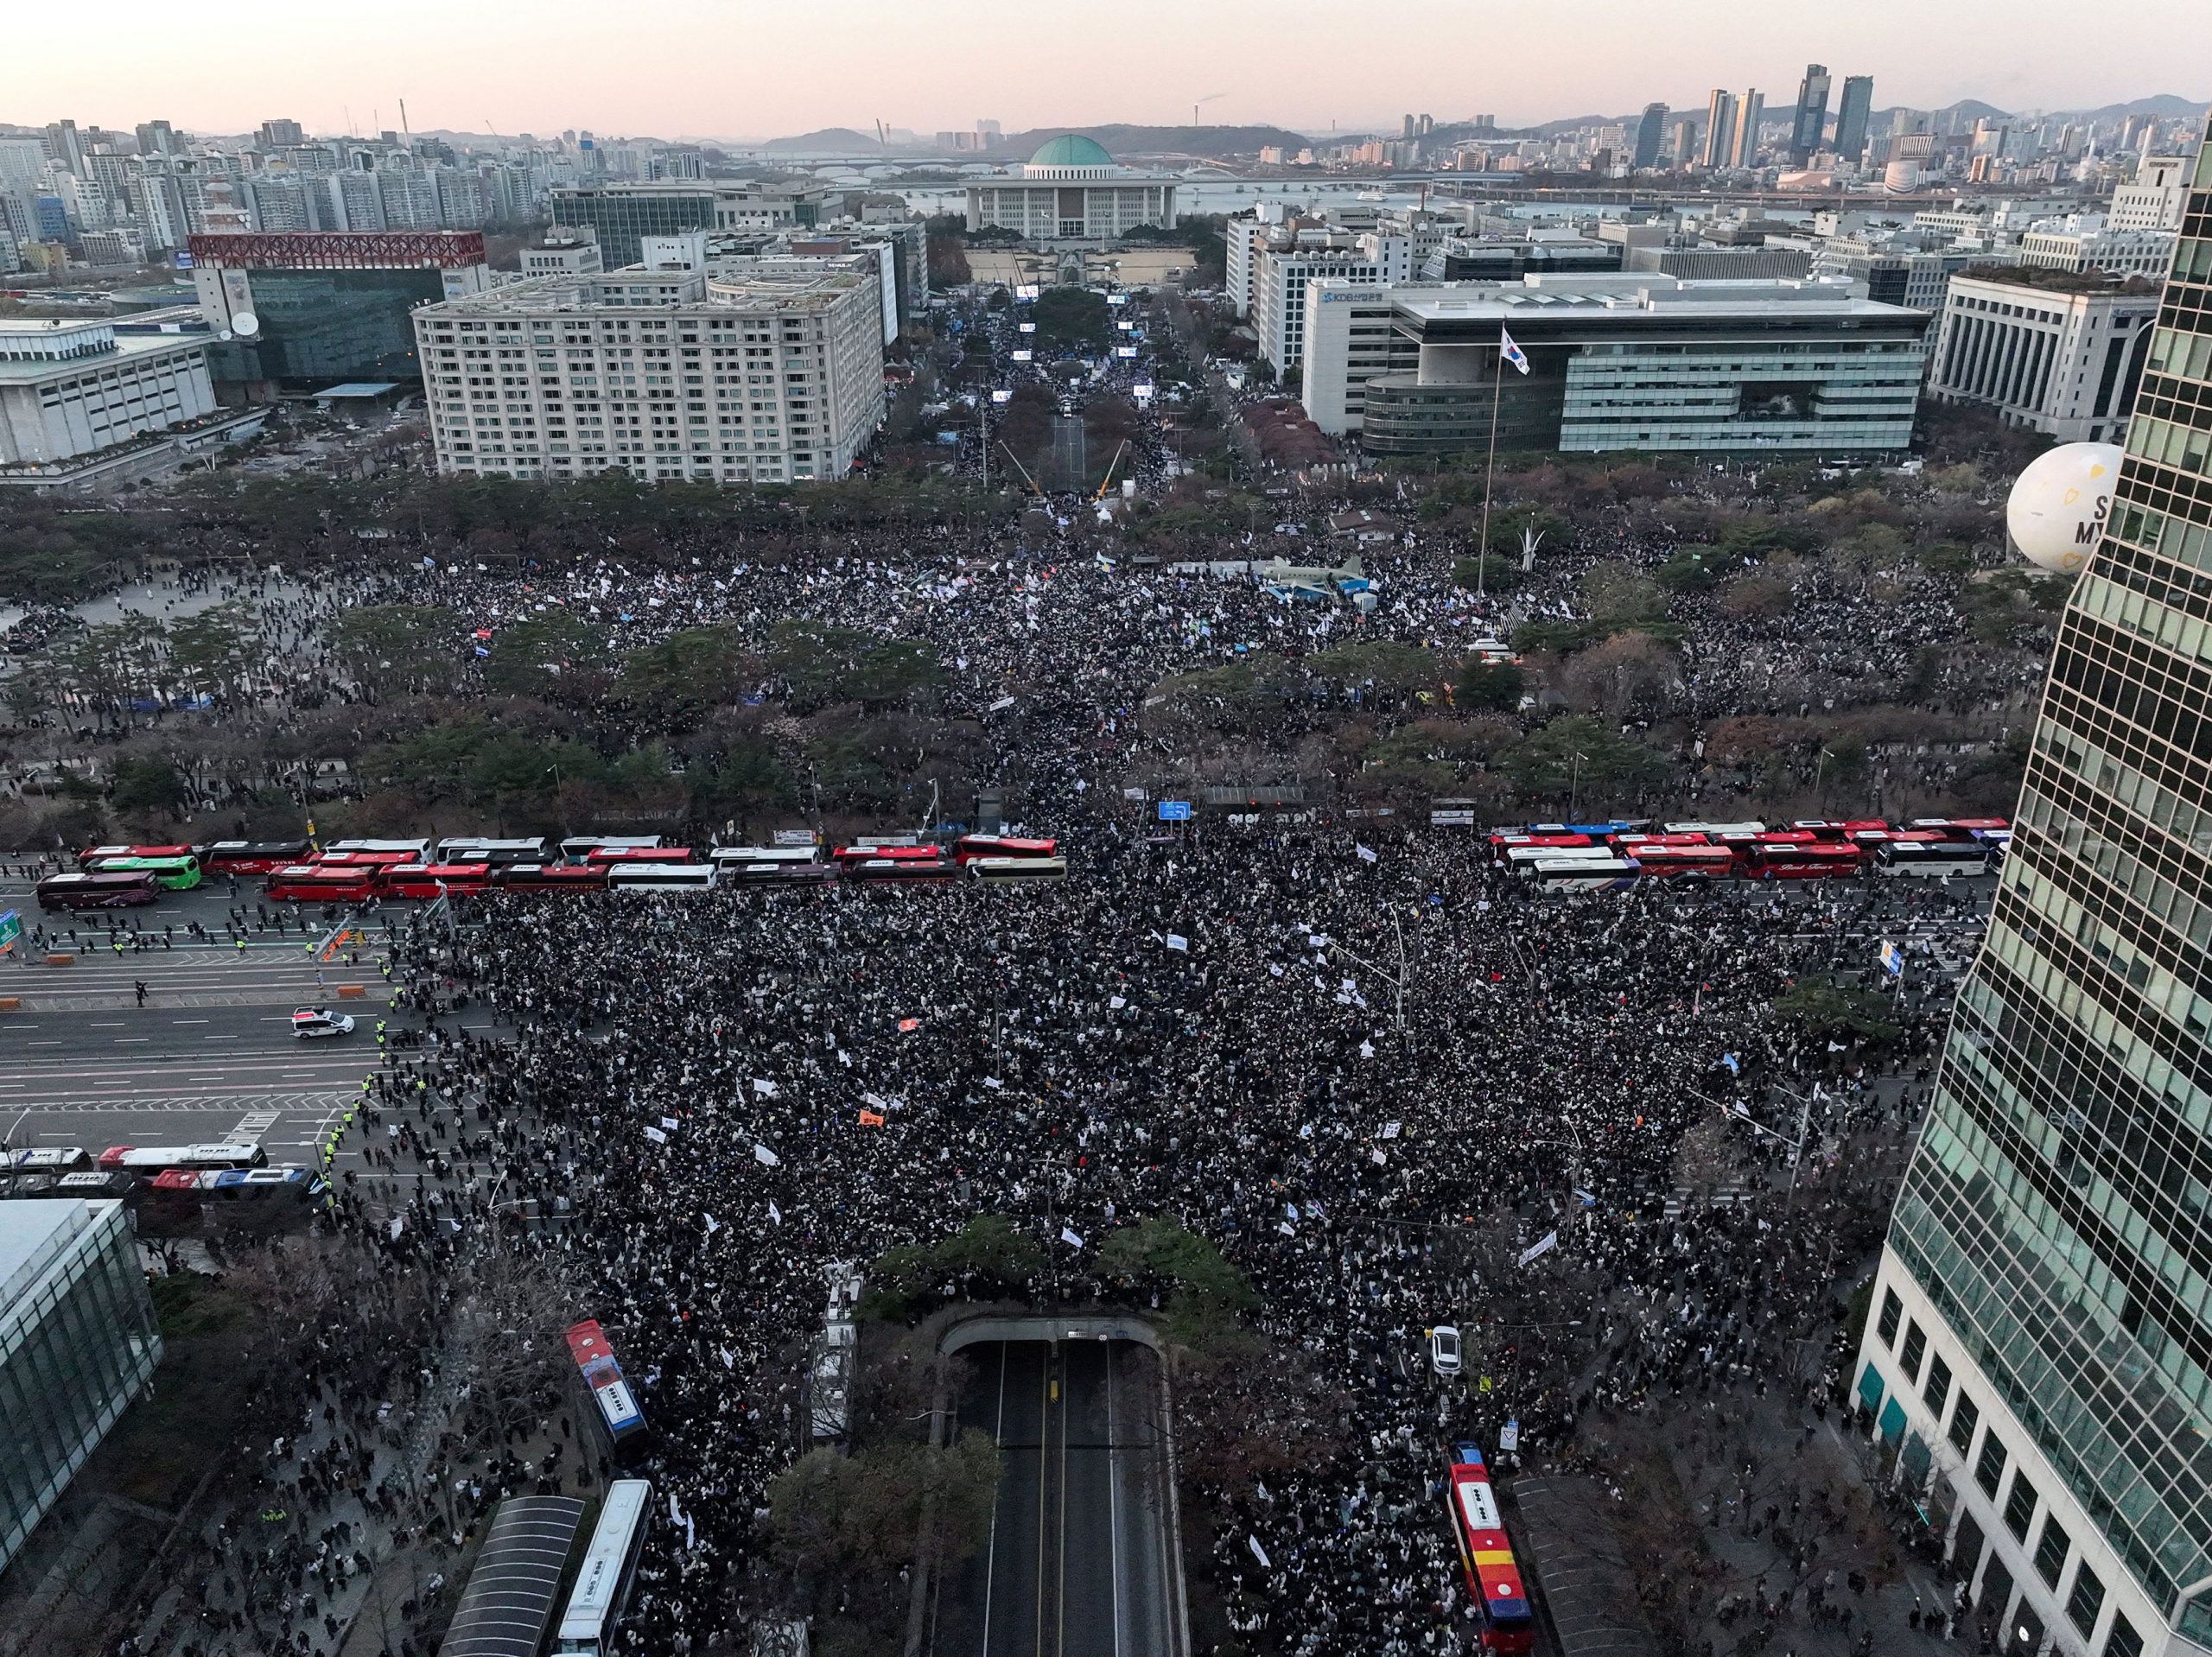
top-left (411, 264), bottom-right (886, 485)
top-left (1926, 270), bottom-right (2159, 443)
top-left (0, 320), bottom-right (217, 469)
top-left (1251, 234), bottom-right (1410, 373)
top-left (2108, 155), bottom-right (2190, 230)
top-left (2017, 220), bottom-right (2177, 279)
top-left (963, 136), bottom-right (1175, 244)
top-left (1298, 281), bottom-right (1400, 434)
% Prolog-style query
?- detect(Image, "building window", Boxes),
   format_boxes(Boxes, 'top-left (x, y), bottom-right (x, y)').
top-left (1877, 1287), bottom-right (1904, 1345)
top-left (2032, 1514), bottom-right (2070, 1587)
top-left (1924, 1355), bottom-right (1953, 1424)
top-left (2063, 1565), bottom-right (2106, 1635)
top-left (2002, 1470), bottom-right (2038, 1541)
top-left (1899, 1319), bottom-right (1927, 1381)
top-left (1974, 1432), bottom-right (2008, 1498)
top-left (1948, 1392), bottom-right (1980, 1456)
top-left (2103, 1614), bottom-right (2144, 1657)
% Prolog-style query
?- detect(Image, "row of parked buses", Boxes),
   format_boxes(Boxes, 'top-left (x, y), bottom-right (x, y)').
top-left (1484, 816), bottom-right (2010, 893)
top-left (0, 1143), bottom-right (326, 1207)
top-left (38, 835), bottom-right (1067, 911)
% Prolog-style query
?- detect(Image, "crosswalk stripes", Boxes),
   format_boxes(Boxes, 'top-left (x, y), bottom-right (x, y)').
top-left (230, 1108), bottom-right (283, 1140)
top-left (1662, 1184), bottom-right (1759, 1217)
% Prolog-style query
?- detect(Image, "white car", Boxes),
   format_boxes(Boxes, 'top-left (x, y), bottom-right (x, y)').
top-left (290, 1008), bottom-right (356, 1039)
top-left (1428, 1325), bottom-right (1463, 1376)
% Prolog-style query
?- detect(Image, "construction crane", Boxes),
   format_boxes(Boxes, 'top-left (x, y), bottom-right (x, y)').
top-left (998, 442), bottom-right (1046, 498)
top-left (1092, 441), bottom-right (1130, 501)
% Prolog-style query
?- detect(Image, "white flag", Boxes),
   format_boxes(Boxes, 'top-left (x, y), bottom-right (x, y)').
top-left (753, 1143), bottom-right (780, 1167)
top-left (1165, 933), bottom-right (1189, 952)
top-left (702, 1213), bottom-right (721, 1235)
top-left (643, 1125), bottom-right (668, 1145)
top-left (768, 1200), bottom-right (782, 1225)
top-left (753, 1079), bottom-right (780, 1098)
top-left (1499, 327), bottom-right (1530, 375)
top-left (1248, 1533), bottom-right (1273, 1569)
top-left (720, 1347), bottom-right (736, 1370)
top-left (1356, 843), bottom-right (1378, 863)
top-left (1061, 1226), bottom-right (1085, 1249)
top-left (660, 1116), bottom-right (679, 1131)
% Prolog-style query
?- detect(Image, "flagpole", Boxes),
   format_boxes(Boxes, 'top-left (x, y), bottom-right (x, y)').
top-left (1475, 334), bottom-right (1504, 604)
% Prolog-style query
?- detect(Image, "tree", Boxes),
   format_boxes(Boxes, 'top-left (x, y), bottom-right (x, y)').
top-left (620, 625), bottom-right (747, 721)
top-left (111, 754), bottom-right (188, 821)
top-left (1500, 714), bottom-right (1667, 800)
top-left (768, 1430), bottom-right (1000, 1578)
top-left (479, 611), bottom-right (606, 697)
top-left (1771, 978), bottom-right (1901, 1046)
top-left (1578, 562), bottom-right (1668, 630)
top-left (1557, 632), bottom-right (1683, 721)
top-left (166, 601), bottom-right (263, 695)
top-left (1452, 553), bottom-right (1523, 594)
top-left (328, 605), bottom-right (462, 695)
top-left (1029, 288), bottom-right (1112, 353)
top-left (768, 620), bottom-right (941, 712)
top-left (1454, 659), bottom-right (1527, 712)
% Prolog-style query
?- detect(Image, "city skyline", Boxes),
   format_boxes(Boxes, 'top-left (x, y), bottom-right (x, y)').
top-left (5, 0), bottom-right (2208, 145)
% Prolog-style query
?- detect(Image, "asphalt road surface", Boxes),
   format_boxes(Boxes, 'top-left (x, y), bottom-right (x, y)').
top-left (0, 905), bottom-right (390, 1173)
top-left (936, 1339), bottom-right (1178, 1657)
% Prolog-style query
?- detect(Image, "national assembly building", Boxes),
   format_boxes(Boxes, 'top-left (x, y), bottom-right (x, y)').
top-left (963, 136), bottom-right (1177, 244)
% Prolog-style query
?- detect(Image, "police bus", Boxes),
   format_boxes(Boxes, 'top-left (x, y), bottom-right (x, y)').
top-left (552, 1480), bottom-right (654, 1656)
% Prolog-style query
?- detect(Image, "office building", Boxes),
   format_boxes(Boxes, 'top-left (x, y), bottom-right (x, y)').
top-left (1926, 268), bottom-right (2159, 442)
top-left (0, 1202), bottom-right (163, 1573)
top-left (964, 136), bottom-right (1177, 244)
top-left (1703, 91), bottom-right (1739, 169)
top-left (1250, 233), bottom-right (1410, 371)
top-left (2018, 222), bottom-right (2178, 280)
top-left (2110, 158), bottom-right (2191, 232)
top-left (188, 230), bottom-right (493, 399)
top-left (257, 119), bottom-right (305, 150)
top-left (1634, 104), bottom-right (1670, 171)
top-left (1790, 65), bottom-right (1832, 165)
top-left (0, 319), bottom-right (219, 469)
top-left (1855, 126), bottom-right (2212, 1657)
top-left (1813, 237), bottom-right (1975, 313)
top-left (546, 183), bottom-right (832, 269)
top-left (1734, 91), bottom-right (1766, 168)
top-left (524, 230), bottom-right (604, 276)
top-left (1625, 244), bottom-right (1811, 281)
top-left (411, 262), bottom-right (886, 485)
top-left (1834, 76), bottom-right (1876, 164)
top-left (1421, 235), bottom-right (1622, 283)
top-left (1298, 273), bottom-right (1927, 455)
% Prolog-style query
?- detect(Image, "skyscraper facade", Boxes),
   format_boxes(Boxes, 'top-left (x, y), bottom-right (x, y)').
top-left (1791, 64), bottom-right (1832, 164)
top-left (1734, 91), bottom-right (1765, 168)
top-left (1634, 104), bottom-right (1669, 171)
top-left (1856, 125), bottom-right (2212, 1657)
top-left (1834, 76), bottom-right (1876, 165)
top-left (1703, 90), bottom-right (1738, 170)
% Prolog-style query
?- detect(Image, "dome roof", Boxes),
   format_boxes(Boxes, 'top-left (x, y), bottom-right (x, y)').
top-left (1029, 134), bottom-right (1115, 168)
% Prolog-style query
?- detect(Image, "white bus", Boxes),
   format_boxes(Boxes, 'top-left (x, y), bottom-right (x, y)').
top-left (605, 863), bottom-right (719, 894)
top-left (1504, 844), bottom-right (1618, 874)
top-left (1532, 857), bottom-right (1642, 892)
top-left (435, 836), bottom-right (551, 866)
top-left (325, 837), bottom-right (431, 858)
top-left (1874, 841), bottom-right (1990, 879)
top-left (1662, 820), bottom-right (1766, 837)
top-left (708, 846), bottom-right (819, 868)
top-left (554, 1479), bottom-right (653, 1656)
top-left (966, 855), bottom-right (1069, 884)
top-left (561, 835), bottom-right (663, 861)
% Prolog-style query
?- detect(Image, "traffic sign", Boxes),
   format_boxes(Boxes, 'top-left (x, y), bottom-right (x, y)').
top-left (0, 911), bottom-right (19, 953)
top-left (1157, 801), bottom-right (1192, 822)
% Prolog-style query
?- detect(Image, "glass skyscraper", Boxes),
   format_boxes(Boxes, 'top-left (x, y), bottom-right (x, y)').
top-left (1857, 124), bottom-right (2212, 1657)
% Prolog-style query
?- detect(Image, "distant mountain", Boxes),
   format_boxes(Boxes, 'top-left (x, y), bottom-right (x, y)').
top-left (2063, 93), bottom-right (2208, 120)
top-left (762, 127), bottom-right (886, 154)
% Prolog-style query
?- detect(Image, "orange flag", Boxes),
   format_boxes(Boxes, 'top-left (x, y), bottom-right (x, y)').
top-left (858, 1109), bottom-right (886, 1127)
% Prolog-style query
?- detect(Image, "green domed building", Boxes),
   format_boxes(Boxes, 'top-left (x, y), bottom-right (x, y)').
top-left (964, 134), bottom-right (1178, 244)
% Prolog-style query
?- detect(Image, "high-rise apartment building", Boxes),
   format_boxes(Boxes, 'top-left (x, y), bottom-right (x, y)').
top-left (1704, 91), bottom-right (1739, 170)
top-left (1856, 127), bottom-right (2212, 1657)
top-left (1834, 77), bottom-right (1876, 165)
top-left (1790, 64), bottom-right (1832, 165)
top-left (1734, 91), bottom-right (1766, 168)
top-left (1634, 104), bottom-right (1670, 171)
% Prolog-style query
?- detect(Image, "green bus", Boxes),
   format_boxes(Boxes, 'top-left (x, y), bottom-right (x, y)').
top-left (87, 854), bottom-right (202, 891)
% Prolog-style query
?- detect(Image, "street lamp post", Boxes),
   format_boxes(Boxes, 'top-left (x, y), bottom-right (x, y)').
top-left (1568, 752), bottom-right (1589, 823)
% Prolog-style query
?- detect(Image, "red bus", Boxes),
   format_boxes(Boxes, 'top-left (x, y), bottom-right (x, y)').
top-left (77, 842), bottom-right (196, 868)
top-left (1614, 832), bottom-right (1711, 851)
top-left (496, 863), bottom-right (609, 893)
top-left (202, 841), bottom-right (312, 874)
top-left (832, 843), bottom-right (945, 866)
top-left (952, 834), bottom-right (1058, 865)
top-left (1485, 832), bottom-right (1594, 866)
top-left (310, 850), bottom-right (416, 871)
top-left (1446, 1444), bottom-right (1535, 1654)
top-left (1631, 845), bottom-right (1738, 880)
top-left (1910, 816), bottom-right (2011, 835)
top-left (1849, 827), bottom-right (1942, 848)
top-left (264, 866), bottom-right (375, 904)
top-left (846, 856), bottom-right (957, 883)
top-left (1741, 843), bottom-right (1863, 880)
top-left (1752, 829), bottom-right (1821, 848)
top-left (374, 862), bottom-right (493, 899)
top-left (588, 845), bottom-right (696, 865)
top-left (567, 1319), bottom-right (648, 1451)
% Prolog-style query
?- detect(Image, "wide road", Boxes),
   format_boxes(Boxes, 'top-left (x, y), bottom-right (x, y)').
top-left (936, 1338), bottom-right (1179, 1657)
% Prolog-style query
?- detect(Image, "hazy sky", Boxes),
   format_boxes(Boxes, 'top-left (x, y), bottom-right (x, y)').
top-left (7, 0), bottom-right (2208, 142)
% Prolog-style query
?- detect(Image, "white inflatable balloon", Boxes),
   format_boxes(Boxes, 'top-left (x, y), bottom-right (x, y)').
top-left (2006, 442), bottom-right (2123, 576)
